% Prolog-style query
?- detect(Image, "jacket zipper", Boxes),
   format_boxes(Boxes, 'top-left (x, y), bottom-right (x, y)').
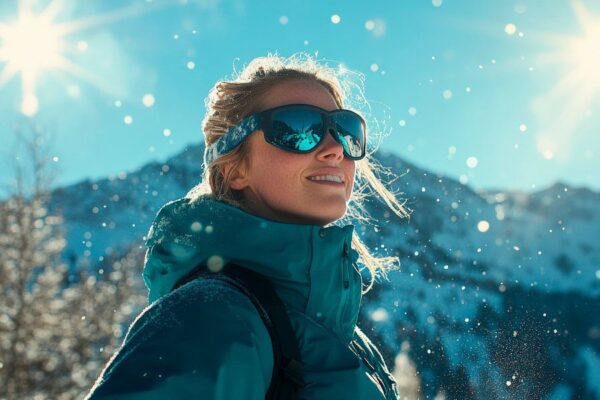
top-left (342, 243), bottom-right (349, 289)
top-left (338, 243), bottom-right (351, 339)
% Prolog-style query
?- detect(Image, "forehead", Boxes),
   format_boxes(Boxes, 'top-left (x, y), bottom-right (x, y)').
top-left (259, 79), bottom-right (340, 112)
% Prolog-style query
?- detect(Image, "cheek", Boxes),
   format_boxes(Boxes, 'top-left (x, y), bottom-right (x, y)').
top-left (252, 151), bottom-right (303, 194)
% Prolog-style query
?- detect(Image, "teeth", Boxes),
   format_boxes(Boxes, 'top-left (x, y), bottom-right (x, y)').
top-left (308, 175), bottom-right (343, 183)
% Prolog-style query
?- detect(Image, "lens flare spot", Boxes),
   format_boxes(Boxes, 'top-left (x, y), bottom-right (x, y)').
top-left (207, 255), bottom-right (224, 272)
top-left (371, 307), bottom-right (389, 322)
top-left (477, 220), bottom-right (490, 232)
top-left (21, 93), bottom-right (39, 116)
top-left (505, 23), bottom-right (517, 35)
top-left (142, 94), bottom-right (155, 107)
top-left (466, 156), bottom-right (478, 168)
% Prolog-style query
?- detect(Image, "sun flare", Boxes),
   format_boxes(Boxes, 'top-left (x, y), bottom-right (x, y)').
top-left (563, 2), bottom-right (600, 88)
top-left (0, 0), bottom-right (157, 117)
top-left (532, 0), bottom-right (600, 160)
top-left (1, 13), bottom-right (63, 76)
top-left (0, 1), bottom-right (72, 116)
top-left (571, 38), bottom-right (600, 85)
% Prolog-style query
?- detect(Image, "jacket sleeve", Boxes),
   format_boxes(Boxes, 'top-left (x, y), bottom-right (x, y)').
top-left (84, 279), bottom-right (274, 400)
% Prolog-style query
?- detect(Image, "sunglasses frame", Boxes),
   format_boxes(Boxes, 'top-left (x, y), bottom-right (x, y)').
top-left (204, 103), bottom-right (367, 166)
top-left (259, 103), bottom-right (367, 161)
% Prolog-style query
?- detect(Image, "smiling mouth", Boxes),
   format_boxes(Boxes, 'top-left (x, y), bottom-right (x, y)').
top-left (306, 178), bottom-right (345, 187)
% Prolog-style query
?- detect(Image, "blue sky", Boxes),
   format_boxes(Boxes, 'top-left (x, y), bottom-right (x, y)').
top-left (1, 0), bottom-right (599, 198)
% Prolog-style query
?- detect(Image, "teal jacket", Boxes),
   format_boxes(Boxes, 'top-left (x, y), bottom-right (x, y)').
top-left (86, 196), bottom-right (399, 399)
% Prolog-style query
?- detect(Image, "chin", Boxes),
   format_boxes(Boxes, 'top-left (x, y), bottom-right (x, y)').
top-left (280, 202), bottom-right (347, 225)
top-left (309, 210), bottom-right (346, 226)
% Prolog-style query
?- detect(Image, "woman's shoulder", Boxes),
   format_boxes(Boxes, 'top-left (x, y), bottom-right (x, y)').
top-left (126, 277), bottom-right (273, 347)
top-left (86, 278), bottom-right (275, 398)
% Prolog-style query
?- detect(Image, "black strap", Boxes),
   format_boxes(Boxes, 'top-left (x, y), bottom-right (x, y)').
top-left (173, 262), bottom-right (305, 399)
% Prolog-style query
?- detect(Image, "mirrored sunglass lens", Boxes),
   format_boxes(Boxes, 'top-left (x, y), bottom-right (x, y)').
top-left (270, 108), bottom-right (324, 151)
top-left (334, 114), bottom-right (364, 158)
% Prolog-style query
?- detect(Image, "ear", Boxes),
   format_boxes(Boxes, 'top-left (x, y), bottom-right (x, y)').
top-left (221, 162), bottom-right (249, 191)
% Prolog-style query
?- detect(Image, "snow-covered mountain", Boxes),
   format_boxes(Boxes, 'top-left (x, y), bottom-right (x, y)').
top-left (361, 152), bottom-right (600, 399)
top-left (47, 145), bottom-right (204, 271)
top-left (46, 143), bottom-right (600, 399)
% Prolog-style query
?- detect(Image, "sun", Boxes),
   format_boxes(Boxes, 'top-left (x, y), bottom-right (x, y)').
top-left (0, 0), bottom-right (159, 117)
top-left (1, 13), bottom-right (63, 74)
top-left (0, 1), bottom-right (73, 116)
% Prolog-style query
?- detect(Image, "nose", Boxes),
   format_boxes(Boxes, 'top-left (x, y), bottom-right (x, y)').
top-left (315, 129), bottom-right (344, 161)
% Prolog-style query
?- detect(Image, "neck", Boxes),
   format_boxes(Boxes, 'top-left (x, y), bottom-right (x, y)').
top-left (237, 190), bottom-right (332, 226)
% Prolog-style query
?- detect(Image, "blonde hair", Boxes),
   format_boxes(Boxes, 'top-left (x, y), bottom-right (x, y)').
top-left (186, 52), bottom-right (410, 293)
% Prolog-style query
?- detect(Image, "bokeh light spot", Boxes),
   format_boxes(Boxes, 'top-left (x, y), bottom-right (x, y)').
top-left (142, 94), bottom-right (155, 107)
top-left (505, 23), bottom-right (517, 35)
top-left (477, 220), bottom-right (490, 232)
top-left (466, 156), bottom-right (478, 168)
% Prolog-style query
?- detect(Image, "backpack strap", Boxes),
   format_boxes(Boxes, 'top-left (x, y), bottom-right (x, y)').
top-left (173, 262), bottom-right (305, 399)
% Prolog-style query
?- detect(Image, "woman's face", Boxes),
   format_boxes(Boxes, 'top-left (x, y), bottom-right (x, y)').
top-left (228, 79), bottom-right (356, 226)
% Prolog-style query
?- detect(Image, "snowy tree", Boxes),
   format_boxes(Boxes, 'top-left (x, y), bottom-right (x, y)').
top-left (392, 341), bottom-right (421, 400)
top-left (0, 124), bottom-right (146, 399)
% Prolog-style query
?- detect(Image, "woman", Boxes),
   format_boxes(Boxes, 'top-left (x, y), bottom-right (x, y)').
top-left (86, 53), bottom-right (409, 399)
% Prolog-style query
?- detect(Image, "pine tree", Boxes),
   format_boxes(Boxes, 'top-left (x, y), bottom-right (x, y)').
top-left (0, 124), bottom-right (146, 399)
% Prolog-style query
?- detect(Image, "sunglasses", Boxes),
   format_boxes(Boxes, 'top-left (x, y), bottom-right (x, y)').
top-left (204, 103), bottom-right (367, 165)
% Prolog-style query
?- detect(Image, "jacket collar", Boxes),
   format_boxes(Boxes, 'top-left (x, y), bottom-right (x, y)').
top-left (143, 195), bottom-right (363, 343)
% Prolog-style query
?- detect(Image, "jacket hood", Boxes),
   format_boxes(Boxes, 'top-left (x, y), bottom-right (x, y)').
top-left (142, 195), bottom-right (363, 342)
